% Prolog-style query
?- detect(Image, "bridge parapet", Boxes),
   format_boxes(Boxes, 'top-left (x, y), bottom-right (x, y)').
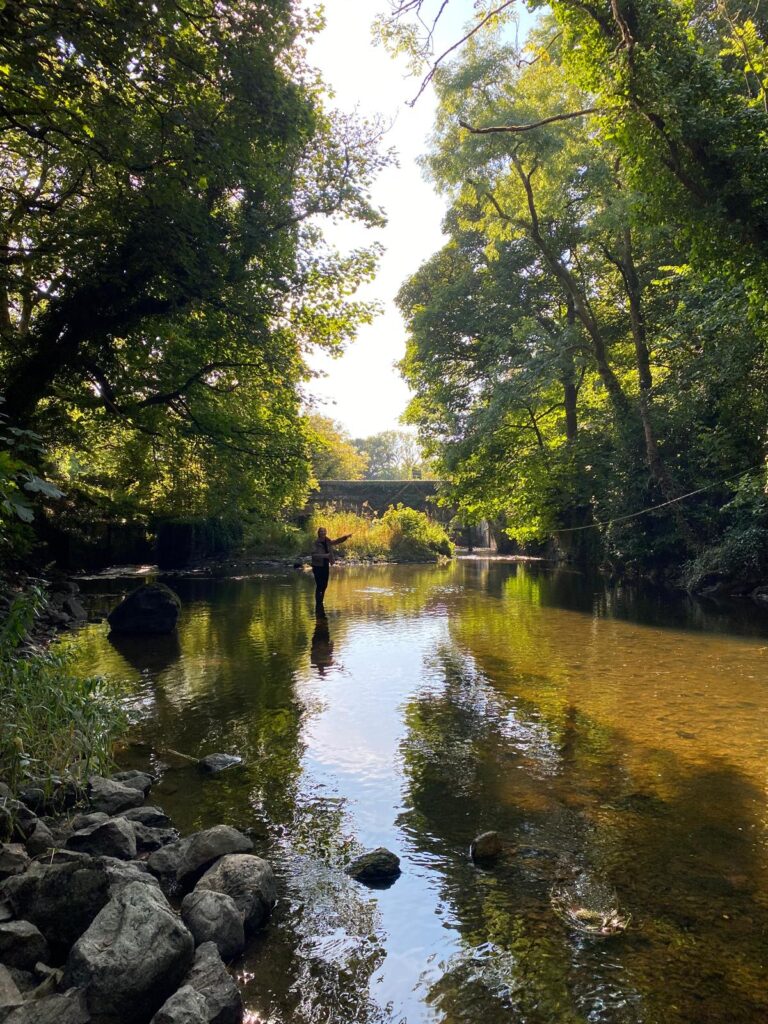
top-left (305, 479), bottom-right (449, 521)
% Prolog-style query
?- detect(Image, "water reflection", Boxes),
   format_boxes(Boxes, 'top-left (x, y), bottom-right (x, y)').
top-left (69, 561), bottom-right (768, 1024)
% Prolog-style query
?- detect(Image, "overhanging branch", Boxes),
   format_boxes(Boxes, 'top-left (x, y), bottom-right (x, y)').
top-left (459, 108), bottom-right (602, 134)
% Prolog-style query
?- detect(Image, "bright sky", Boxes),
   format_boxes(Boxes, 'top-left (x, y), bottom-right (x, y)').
top-left (306, 1), bottom-right (533, 439)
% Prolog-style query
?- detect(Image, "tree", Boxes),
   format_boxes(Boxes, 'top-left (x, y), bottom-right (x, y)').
top-left (354, 430), bottom-right (430, 479)
top-left (307, 415), bottom-right (369, 480)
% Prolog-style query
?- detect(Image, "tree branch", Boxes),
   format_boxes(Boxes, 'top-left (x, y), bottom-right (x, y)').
top-left (459, 108), bottom-right (602, 135)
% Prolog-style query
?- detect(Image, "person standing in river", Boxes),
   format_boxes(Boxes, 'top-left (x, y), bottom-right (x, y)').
top-left (311, 526), bottom-right (352, 613)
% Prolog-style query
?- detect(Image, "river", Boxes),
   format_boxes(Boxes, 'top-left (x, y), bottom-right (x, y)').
top-left (69, 558), bottom-right (768, 1024)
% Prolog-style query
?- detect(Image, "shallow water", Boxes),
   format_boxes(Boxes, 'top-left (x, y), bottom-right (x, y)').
top-left (70, 560), bottom-right (768, 1024)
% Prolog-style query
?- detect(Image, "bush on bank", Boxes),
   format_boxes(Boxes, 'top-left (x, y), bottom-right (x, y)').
top-left (304, 504), bottom-right (454, 562)
top-left (0, 586), bottom-right (126, 799)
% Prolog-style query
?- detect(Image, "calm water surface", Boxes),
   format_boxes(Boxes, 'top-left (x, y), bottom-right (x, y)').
top-left (70, 559), bottom-right (768, 1024)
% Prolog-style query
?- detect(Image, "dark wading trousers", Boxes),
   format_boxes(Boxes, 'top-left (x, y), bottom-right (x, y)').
top-left (312, 564), bottom-right (330, 608)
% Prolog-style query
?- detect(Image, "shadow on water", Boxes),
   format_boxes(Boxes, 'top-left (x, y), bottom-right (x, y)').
top-left (68, 561), bottom-right (768, 1024)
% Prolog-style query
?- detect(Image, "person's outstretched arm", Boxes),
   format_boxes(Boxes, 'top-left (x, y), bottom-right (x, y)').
top-left (329, 533), bottom-right (352, 545)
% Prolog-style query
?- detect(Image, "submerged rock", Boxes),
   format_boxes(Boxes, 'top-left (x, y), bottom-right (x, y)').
top-left (181, 891), bottom-right (245, 961)
top-left (107, 583), bottom-right (181, 636)
top-left (197, 755), bottom-right (242, 776)
top-left (65, 881), bottom-right (194, 1024)
top-left (470, 831), bottom-right (504, 863)
top-left (195, 854), bottom-right (276, 934)
top-left (182, 942), bottom-right (243, 1024)
top-left (345, 848), bottom-right (401, 885)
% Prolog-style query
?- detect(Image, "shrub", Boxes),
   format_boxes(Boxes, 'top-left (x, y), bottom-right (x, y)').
top-left (243, 520), bottom-right (304, 556)
top-left (0, 586), bottom-right (126, 798)
top-left (306, 503), bottom-right (453, 562)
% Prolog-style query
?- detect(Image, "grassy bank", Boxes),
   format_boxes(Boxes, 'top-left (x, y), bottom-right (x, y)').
top-left (244, 504), bottom-right (454, 562)
top-left (0, 586), bottom-right (126, 800)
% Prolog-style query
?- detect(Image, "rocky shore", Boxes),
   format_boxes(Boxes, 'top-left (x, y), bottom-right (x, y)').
top-left (0, 770), bottom-right (277, 1024)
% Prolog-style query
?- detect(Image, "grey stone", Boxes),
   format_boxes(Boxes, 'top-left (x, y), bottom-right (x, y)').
top-left (197, 755), bottom-right (242, 776)
top-left (147, 838), bottom-right (191, 888)
top-left (107, 584), bottom-right (180, 636)
top-left (181, 891), bottom-right (245, 961)
top-left (345, 848), bottom-right (401, 884)
top-left (66, 819), bottom-right (137, 861)
top-left (470, 831), bottom-right (504, 863)
top-left (0, 921), bottom-right (49, 971)
top-left (0, 846), bottom-right (29, 882)
top-left (25, 820), bottom-right (56, 857)
top-left (87, 777), bottom-right (143, 816)
top-left (62, 596), bottom-right (87, 620)
top-left (2, 988), bottom-right (90, 1024)
top-left (182, 943), bottom-right (243, 1024)
top-left (118, 806), bottom-right (172, 829)
top-left (176, 828), bottom-right (252, 889)
top-left (195, 854), bottom-right (276, 934)
top-left (65, 882), bottom-right (194, 1024)
top-left (99, 857), bottom-right (161, 897)
top-left (0, 964), bottom-right (23, 1012)
top-left (150, 985), bottom-right (208, 1024)
top-left (6, 969), bottom-right (34, 993)
top-left (70, 813), bottom-right (109, 832)
top-left (1, 857), bottom-right (110, 959)
top-left (111, 771), bottom-right (154, 796)
top-left (132, 824), bottom-right (180, 854)
top-left (0, 901), bottom-right (12, 923)
top-left (0, 802), bottom-right (37, 843)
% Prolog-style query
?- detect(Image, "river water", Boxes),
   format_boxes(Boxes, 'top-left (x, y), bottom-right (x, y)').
top-left (70, 558), bottom-right (768, 1024)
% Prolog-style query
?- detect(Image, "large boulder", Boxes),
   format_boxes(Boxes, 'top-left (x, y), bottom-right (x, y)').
top-left (65, 881), bottom-right (194, 1024)
top-left (182, 942), bottom-right (243, 1024)
top-left (150, 985), bottom-right (208, 1024)
top-left (88, 777), bottom-right (144, 816)
top-left (100, 857), bottom-right (161, 898)
top-left (118, 806), bottom-right (172, 829)
top-left (24, 820), bottom-right (56, 857)
top-left (111, 771), bottom-right (154, 796)
top-left (133, 823), bottom-right (181, 854)
top-left (1, 857), bottom-right (111, 960)
top-left (107, 584), bottom-right (181, 636)
top-left (195, 854), bottom-right (276, 935)
top-left (176, 828), bottom-right (253, 890)
top-left (66, 818), bottom-right (137, 861)
top-left (181, 891), bottom-right (245, 961)
top-left (0, 920), bottom-right (50, 971)
top-left (147, 838), bottom-right (191, 892)
top-left (0, 964), bottom-right (23, 1014)
top-left (2, 988), bottom-right (90, 1024)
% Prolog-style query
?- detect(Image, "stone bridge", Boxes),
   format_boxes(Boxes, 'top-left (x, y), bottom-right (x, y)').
top-left (306, 479), bottom-right (448, 520)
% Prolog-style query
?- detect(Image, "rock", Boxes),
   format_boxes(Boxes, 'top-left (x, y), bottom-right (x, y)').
top-left (1, 857), bottom-right (111, 959)
top-left (176, 828), bottom-right (253, 890)
top-left (17, 780), bottom-right (82, 815)
top-left (345, 848), bottom-right (401, 884)
top-left (100, 857), bottom-right (161, 897)
top-left (0, 921), bottom-right (50, 971)
top-left (0, 964), bottom-right (23, 1013)
top-left (66, 819), bottom-right (137, 861)
top-left (65, 881), bottom-right (194, 1024)
top-left (0, 801), bottom-right (37, 843)
top-left (150, 984), bottom-right (208, 1024)
top-left (71, 813), bottom-right (110, 832)
top-left (147, 838), bottom-right (191, 889)
top-left (180, 891), bottom-right (245, 961)
top-left (470, 831), bottom-right (504, 863)
top-left (87, 777), bottom-right (143, 816)
top-left (2, 988), bottom-right (90, 1024)
top-left (111, 771), bottom-right (154, 796)
top-left (63, 596), bottom-right (87, 620)
top-left (182, 942), bottom-right (243, 1024)
top-left (6, 969), bottom-right (34, 993)
top-left (107, 584), bottom-right (181, 636)
top-left (195, 854), bottom-right (276, 935)
top-left (0, 901), bottom-right (12, 923)
top-left (751, 584), bottom-right (768, 605)
top-left (25, 820), bottom-right (56, 857)
top-left (0, 845), bottom-right (29, 882)
top-left (132, 824), bottom-right (181, 854)
top-left (118, 806), bottom-right (172, 829)
top-left (197, 755), bottom-right (242, 776)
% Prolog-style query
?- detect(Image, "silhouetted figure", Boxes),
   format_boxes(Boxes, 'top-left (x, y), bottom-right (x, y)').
top-left (310, 615), bottom-right (334, 675)
top-left (310, 526), bottom-right (351, 612)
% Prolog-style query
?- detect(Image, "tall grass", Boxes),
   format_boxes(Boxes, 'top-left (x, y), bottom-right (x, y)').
top-left (306, 504), bottom-right (454, 562)
top-left (0, 586), bottom-right (126, 798)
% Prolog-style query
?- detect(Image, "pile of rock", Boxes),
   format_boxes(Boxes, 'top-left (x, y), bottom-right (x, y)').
top-left (0, 771), bottom-right (276, 1024)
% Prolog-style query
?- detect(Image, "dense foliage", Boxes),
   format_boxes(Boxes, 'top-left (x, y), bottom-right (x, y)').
top-left (387, 0), bottom-right (768, 578)
top-left (307, 504), bottom-right (453, 561)
top-left (0, 0), bottom-right (387, 555)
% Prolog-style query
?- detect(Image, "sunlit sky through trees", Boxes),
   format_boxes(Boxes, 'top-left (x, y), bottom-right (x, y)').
top-left (305, 1), bottom-right (535, 437)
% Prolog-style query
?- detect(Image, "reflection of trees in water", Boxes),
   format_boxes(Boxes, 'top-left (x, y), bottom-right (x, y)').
top-left (398, 634), bottom-right (768, 1024)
